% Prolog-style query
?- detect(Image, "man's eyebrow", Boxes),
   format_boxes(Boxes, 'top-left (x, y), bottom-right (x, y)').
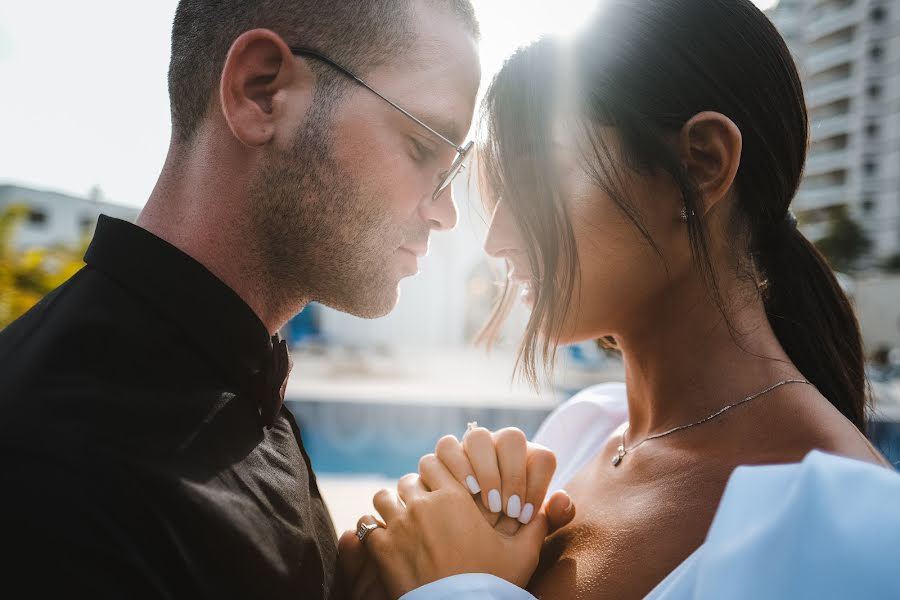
top-left (416, 112), bottom-right (466, 148)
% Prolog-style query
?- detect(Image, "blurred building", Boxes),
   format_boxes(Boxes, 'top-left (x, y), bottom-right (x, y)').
top-left (0, 184), bottom-right (138, 250)
top-left (855, 273), bottom-right (900, 351)
top-left (768, 0), bottom-right (900, 262)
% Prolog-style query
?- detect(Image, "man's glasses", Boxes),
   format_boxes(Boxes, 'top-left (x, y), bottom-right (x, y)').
top-left (290, 47), bottom-right (473, 201)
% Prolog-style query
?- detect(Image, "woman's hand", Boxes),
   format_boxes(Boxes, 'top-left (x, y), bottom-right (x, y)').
top-left (342, 427), bottom-right (575, 599)
top-left (432, 426), bottom-right (557, 534)
top-left (360, 455), bottom-right (552, 599)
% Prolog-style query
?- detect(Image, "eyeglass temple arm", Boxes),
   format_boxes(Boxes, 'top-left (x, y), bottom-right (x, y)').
top-left (290, 47), bottom-right (463, 153)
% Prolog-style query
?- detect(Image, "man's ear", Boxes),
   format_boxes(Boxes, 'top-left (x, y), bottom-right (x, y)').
top-left (678, 111), bottom-right (742, 216)
top-left (219, 28), bottom-right (315, 147)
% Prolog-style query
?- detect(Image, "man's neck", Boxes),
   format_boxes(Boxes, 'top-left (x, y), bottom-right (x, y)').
top-left (136, 143), bottom-right (306, 336)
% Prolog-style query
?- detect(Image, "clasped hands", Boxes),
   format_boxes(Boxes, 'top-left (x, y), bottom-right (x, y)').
top-left (335, 426), bottom-right (576, 599)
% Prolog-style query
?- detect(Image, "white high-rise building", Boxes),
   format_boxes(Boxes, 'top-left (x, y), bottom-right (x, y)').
top-left (769, 0), bottom-right (900, 263)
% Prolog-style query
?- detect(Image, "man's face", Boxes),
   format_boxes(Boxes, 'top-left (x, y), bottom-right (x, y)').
top-left (249, 2), bottom-right (481, 319)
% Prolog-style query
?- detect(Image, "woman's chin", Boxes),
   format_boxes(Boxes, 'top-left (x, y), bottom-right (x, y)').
top-left (555, 324), bottom-right (613, 348)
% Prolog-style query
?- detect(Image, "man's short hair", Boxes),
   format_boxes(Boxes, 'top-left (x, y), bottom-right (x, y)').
top-left (168, 0), bottom-right (479, 144)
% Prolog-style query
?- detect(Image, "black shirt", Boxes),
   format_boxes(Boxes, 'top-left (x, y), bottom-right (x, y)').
top-left (0, 216), bottom-right (337, 598)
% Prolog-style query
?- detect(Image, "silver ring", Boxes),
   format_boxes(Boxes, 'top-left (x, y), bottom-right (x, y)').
top-left (467, 421), bottom-right (478, 432)
top-left (356, 521), bottom-right (380, 543)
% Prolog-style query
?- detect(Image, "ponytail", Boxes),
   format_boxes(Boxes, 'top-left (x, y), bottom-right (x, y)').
top-left (756, 219), bottom-right (868, 432)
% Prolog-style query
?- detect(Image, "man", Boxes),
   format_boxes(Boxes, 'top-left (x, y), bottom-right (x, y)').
top-left (0, 0), bottom-right (480, 596)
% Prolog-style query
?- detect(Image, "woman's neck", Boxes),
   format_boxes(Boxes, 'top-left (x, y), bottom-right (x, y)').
top-left (615, 278), bottom-right (803, 443)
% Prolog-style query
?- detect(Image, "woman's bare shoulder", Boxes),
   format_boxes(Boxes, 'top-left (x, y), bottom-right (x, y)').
top-left (759, 385), bottom-right (891, 468)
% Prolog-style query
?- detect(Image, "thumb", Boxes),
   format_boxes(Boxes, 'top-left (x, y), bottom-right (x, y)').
top-left (544, 490), bottom-right (575, 533)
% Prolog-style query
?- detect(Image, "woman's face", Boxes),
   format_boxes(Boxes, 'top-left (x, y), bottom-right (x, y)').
top-left (483, 125), bottom-right (694, 344)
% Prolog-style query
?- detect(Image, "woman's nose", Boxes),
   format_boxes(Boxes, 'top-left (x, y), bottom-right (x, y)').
top-left (483, 200), bottom-right (521, 259)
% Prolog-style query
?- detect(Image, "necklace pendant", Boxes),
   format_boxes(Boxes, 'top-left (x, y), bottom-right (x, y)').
top-left (612, 445), bottom-right (626, 467)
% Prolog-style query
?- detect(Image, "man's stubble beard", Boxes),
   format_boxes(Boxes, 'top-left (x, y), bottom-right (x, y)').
top-left (246, 107), bottom-right (406, 319)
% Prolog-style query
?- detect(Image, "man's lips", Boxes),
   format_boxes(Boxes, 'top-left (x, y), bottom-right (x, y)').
top-left (399, 245), bottom-right (428, 258)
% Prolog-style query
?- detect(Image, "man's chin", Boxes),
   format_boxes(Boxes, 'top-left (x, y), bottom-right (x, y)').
top-left (322, 284), bottom-right (401, 319)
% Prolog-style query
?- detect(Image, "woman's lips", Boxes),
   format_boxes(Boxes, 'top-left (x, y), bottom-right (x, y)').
top-left (509, 275), bottom-right (536, 306)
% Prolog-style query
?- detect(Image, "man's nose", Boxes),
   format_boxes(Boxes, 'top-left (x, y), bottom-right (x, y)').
top-left (421, 183), bottom-right (459, 231)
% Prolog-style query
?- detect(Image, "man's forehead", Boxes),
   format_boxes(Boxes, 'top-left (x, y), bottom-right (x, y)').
top-left (398, 0), bottom-right (481, 144)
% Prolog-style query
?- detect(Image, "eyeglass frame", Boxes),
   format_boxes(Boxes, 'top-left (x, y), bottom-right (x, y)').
top-left (290, 47), bottom-right (473, 201)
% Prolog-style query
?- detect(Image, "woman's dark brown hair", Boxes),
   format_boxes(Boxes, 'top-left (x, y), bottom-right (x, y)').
top-left (477, 0), bottom-right (868, 431)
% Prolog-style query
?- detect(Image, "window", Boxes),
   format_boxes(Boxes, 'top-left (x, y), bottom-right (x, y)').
top-left (868, 84), bottom-right (882, 99)
top-left (863, 161), bottom-right (877, 175)
top-left (871, 6), bottom-right (886, 23)
top-left (869, 45), bottom-right (884, 61)
top-left (27, 209), bottom-right (47, 225)
top-left (861, 197), bottom-right (876, 213)
top-left (866, 123), bottom-right (879, 138)
top-left (79, 214), bottom-right (96, 233)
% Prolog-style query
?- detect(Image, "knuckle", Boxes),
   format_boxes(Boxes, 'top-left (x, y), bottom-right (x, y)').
top-left (464, 427), bottom-right (492, 447)
top-left (531, 446), bottom-right (557, 470)
top-left (435, 435), bottom-right (460, 457)
top-left (356, 514), bottom-right (375, 529)
top-left (372, 488), bottom-right (392, 505)
top-left (418, 453), bottom-right (438, 473)
top-left (497, 427), bottom-right (527, 446)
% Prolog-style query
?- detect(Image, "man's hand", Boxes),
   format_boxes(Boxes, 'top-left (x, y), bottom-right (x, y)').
top-left (334, 527), bottom-right (389, 600)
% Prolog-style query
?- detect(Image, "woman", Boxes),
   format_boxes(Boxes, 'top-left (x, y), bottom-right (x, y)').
top-left (343, 0), bottom-right (895, 597)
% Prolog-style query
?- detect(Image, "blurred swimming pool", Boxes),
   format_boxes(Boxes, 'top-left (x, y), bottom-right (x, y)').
top-left (288, 400), bottom-right (553, 478)
top-left (288, 401), bottom-right (900, 477)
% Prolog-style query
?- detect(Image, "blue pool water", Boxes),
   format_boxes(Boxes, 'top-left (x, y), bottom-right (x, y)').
top-left (288, 401), bottom-right (900, 477)
top-left (288, 400), bottom-right (552, 478)
top-left (870, 420), bottom-right (900, 469)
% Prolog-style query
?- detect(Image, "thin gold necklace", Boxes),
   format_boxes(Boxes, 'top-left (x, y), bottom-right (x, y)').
top-left (612, 379), bottom-right (814, 467)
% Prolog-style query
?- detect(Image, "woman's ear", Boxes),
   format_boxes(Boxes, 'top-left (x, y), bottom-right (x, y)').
top-left (678, 111), bottom-right (742, 216)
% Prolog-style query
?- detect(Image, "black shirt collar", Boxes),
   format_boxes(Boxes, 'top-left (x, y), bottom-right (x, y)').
top-left (84, 215), bottom-right (288, 426)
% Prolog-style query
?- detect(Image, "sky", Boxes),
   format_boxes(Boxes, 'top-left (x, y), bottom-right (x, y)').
top-left (0, 0), bottom-right (779, 209)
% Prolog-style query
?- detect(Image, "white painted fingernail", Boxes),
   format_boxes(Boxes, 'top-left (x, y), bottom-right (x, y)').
top-left (466, 475), bottom-right (481, 494)
top-left (507, 495), bottom-right (522, 519)
top-left (519, 503), bottom-right (535, 525)
top-left (488, 489), bottom-right (502, 513)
